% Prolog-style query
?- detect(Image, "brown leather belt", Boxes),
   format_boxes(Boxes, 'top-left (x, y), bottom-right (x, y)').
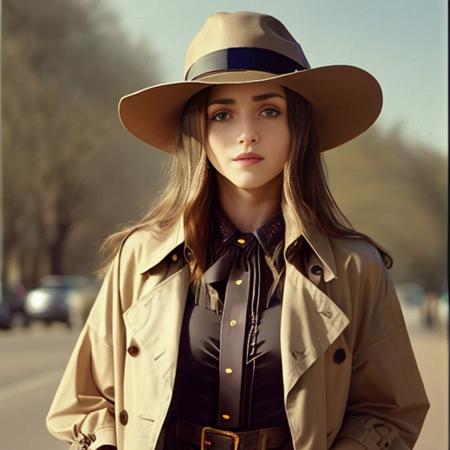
top-left (171, 419), bottom-right (291, 450)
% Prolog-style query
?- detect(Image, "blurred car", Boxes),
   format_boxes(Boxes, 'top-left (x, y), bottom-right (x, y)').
top-left (0, 282), bottom-right (29, 330)
top-left (0, 289), bottom-right (12, 329)
top-left (24, 275), bottom-right (100, 328)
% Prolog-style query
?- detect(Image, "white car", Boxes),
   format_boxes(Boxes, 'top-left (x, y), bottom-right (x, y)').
top-left (25, 275), bottom-right (100, 328)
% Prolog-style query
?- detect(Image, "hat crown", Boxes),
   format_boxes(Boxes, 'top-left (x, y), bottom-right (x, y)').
top-left (184, 11), bottom-right (310, 79)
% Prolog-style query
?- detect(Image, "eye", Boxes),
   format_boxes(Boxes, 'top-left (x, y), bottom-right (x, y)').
top-left (210, 111), bottom-right (231, 122)
top-left (261, 107), bottom-right (281, 118)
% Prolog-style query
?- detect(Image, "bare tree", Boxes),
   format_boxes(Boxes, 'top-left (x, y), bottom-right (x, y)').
top-left (325, 125), bottom-right (447, 292)
top-left (2, 0), bottom-right (165, 287)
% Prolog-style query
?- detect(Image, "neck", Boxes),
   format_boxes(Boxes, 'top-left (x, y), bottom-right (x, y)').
top-left (215, 174), bottom-right (283, 232)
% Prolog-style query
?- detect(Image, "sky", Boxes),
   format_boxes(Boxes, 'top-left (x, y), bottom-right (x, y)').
top-left (105, 0), bottom-right (448, 155)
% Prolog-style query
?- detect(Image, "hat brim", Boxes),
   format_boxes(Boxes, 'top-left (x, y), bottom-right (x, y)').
top-left (118, 65), bottom-right (382, 152)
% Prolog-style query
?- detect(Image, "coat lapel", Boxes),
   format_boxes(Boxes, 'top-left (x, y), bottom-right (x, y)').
top-left (281, 202), bottom-right (349, 399)
top-left (123, 265), bottom-right (191, 386)
top-left (280, 262), bottom-right (350, 400)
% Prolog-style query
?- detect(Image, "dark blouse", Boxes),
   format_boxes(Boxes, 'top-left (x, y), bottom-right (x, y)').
top-left (166, 205), bottom-right (289, 431)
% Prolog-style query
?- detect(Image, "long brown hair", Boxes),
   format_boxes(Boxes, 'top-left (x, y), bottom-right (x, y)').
top-left (99, 85), bottom-right (392, 280)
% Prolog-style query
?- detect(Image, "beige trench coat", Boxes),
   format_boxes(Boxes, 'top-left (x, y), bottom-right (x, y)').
top-left (46, 211), bottom-right (429, 450)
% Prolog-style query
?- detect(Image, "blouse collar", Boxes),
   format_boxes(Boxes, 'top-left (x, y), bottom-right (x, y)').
top-left (211, 202), bottom-right (285, 258)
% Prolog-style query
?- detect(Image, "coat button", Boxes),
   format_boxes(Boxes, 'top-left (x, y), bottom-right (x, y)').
top-left (311, 265), bottom-right (323, 276)
top-left (127, 345), bottom-right (139, 357)
top-left (333, 348), bottom-right (346, 364)
top-left (184, 247), bottom-right (193, 262)
top-left (119, 409), bottom-right (128, 425)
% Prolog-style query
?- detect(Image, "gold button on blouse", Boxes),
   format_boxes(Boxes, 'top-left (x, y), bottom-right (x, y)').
top-left (171, 253), bottom-right (179, 262)
top-left (235, 279), bottom-right (243, 285)
top-left (236, 238), bottom-right (246, 245)
top-left (222, 414), bottom-right (231, 420)
top-left (225, 368), bottom-right (233, 374)
top-left (229, 320), bottom-right (237, 327)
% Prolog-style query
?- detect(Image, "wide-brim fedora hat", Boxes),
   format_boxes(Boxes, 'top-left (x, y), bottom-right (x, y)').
top-left (118, 11), bottom-right (382, 152)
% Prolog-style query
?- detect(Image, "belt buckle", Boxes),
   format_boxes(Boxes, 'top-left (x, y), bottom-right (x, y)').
top-left (201, 426), bottom-right (240, 450)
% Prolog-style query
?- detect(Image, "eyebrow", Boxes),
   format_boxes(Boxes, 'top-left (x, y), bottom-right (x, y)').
top-left (207, 92), bottom-right (285, 106)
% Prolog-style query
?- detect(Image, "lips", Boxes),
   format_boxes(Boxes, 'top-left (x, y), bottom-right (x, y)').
top-left (233, 152), bottom-right (264, 161)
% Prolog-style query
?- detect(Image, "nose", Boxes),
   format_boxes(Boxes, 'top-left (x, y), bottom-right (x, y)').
top-left (237, 123), bottom-right (260, 145)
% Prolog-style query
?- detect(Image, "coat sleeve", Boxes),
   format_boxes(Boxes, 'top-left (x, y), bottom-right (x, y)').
top-left (332, 245), bottom-right (430, 450)
top-left (46, 246), bottom-right (125, 450)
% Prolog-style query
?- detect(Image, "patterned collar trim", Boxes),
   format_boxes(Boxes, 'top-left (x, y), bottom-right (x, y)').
top-left (212, 203), bottom-right (285, 257)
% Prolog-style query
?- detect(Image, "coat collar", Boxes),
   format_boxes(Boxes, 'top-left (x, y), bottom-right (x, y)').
top-left (282, 202), bottom-right (337, 282)
top-left (135, 218), bottom-right (185, 275)
top-left (135, 205), bottom-right (337, 282)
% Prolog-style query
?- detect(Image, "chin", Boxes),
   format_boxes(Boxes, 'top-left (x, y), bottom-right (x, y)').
top-left (230, 179), bottom-right (271, 190)
top-left (216, 170), bottom-right (283, 191)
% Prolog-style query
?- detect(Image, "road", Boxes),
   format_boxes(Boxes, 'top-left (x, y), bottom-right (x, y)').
top-left (0, 324), bottom-right (78, 450)
top-left (402, 303), bottom-right (448, 450)
top-left (0, 304), bottom-right (447, 450)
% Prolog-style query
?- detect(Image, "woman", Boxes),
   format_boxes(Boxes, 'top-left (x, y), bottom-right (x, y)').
top-left (46, 11), bottom-right (429, 450)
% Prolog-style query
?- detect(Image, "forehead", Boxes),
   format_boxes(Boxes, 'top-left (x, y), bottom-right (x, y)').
top-left (207, 81), bottom-right (285, 101)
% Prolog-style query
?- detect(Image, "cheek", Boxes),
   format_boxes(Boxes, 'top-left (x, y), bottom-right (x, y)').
top-left (271, 123), bottom-right (291, 165)
top-left (206, 128), bottom-right (234, 166)
top-left (206, 131), bottom-right (220, 157)
top-left (205, 144), bottom-right (228, 177)
top-left (205, 141), bottom-right (221, 167)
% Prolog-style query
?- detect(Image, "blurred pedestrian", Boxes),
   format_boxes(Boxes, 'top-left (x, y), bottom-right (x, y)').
top-left (13, 281), bottom-right (26, 299)
top-left (422, 290), bottom-right (439, 328)
top-left (46, 11), bottom-right (429, 450)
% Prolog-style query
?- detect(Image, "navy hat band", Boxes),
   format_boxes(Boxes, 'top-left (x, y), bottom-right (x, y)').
top-left (185, 47), bottom-right (307, 81)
